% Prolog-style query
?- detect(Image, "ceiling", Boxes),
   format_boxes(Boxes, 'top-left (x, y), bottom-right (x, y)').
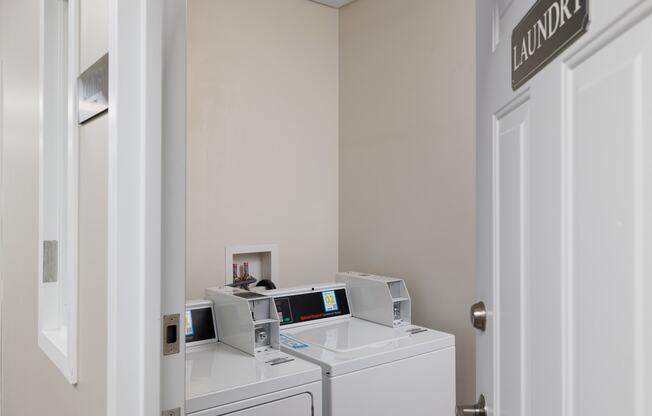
top-left (310, 0), bottom-right (356, 8)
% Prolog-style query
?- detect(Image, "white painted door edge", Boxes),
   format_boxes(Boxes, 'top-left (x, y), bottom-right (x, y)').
top-left (107, 0), bottom-right (163, 415)
top-left (0, 59), bottom-right (4, 416)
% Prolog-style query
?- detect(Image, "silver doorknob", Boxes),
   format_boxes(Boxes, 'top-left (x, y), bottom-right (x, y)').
top-left (456, 394), bottom-right (487, 416)
top-left (470, 301), bottom-right (487, 331)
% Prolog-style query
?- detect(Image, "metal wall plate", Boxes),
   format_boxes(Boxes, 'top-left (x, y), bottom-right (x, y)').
top-left (163, 313), bottom-right (180, 356)
top-left (161, 408), bottom-right (181, 416)
top-left (78, 53), bottom-right (109, 124)
top-left (43, 240), bottom-right (58, 283)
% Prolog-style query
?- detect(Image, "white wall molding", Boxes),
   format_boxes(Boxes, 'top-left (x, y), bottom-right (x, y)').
top-left (37, 0), bottom-right (80, 385)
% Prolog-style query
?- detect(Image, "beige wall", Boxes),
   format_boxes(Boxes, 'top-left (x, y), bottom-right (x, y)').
top-left (187, 0), bottom-right (476, 401)
top-left (0, 0), bottom-right (108, 414)
top-left (186, 0), bottom-right (340, 298)
top-left (339, 0), bottom-right (476, 403)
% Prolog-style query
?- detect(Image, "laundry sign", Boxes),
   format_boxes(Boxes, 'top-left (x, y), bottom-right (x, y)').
top-left (512, 0), bottom-right (589, 90)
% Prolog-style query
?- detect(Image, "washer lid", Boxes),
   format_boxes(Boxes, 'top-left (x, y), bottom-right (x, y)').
top-left (280, 318), bottom-right (455, 377)
top-left (289, 318), bottom-right (410, 352)
top-left (185, 343), bottom-right (321, 414)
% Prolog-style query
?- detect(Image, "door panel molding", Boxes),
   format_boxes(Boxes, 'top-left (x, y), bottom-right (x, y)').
top-left (492, 0), bottom-right (526, 51)
top-left (564, 0), bottom-right (652, 69)
top-left (492, 98), bottom-right (531, 416)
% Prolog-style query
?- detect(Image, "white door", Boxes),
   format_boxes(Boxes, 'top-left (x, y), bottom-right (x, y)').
top-left (474, 1), bottom-right (652, 416)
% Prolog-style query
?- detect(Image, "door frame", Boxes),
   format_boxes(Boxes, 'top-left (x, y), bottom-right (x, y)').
top-left (160, 0), bottom-right (187, 413)
top-left (106, 0), bottom-right (160, 413)
top-left (107, 0), bottom-right (186, 414)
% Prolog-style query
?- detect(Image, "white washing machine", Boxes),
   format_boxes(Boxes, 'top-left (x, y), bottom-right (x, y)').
top-left (267, 276), bottom-right (456, 416)
top-left (185, 292), bottom-right (323, 416)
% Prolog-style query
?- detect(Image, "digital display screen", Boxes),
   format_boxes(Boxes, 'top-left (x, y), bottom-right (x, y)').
top-left (185, 306), bottom-right (216, 344)
top-left (275, 288), bottom-right (350, 326)
top-left (322, 290), bottom-right (339, 312)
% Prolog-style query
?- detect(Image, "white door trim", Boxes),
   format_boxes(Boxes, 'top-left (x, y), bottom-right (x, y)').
top-left (107, 0), bottom-right (163, 414)
top-left (0, 59), bottom-right (4, 416)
